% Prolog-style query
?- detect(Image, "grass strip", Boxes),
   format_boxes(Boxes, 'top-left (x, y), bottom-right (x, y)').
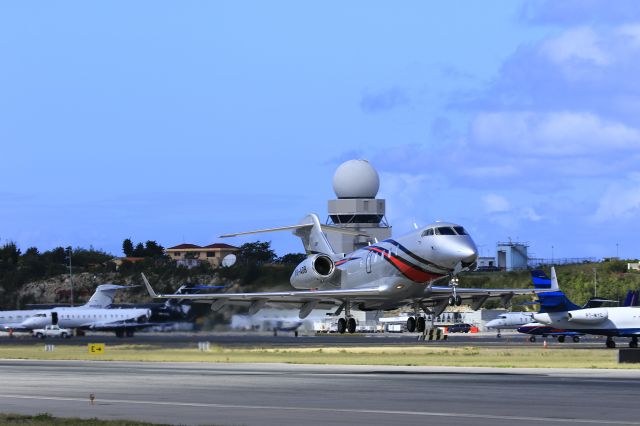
top-left (0, 413), bottom-right (167, 425)
top-left (0, 343), bottom-right (637, 369)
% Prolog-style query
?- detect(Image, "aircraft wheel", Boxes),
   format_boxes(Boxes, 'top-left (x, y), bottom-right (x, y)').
top-left (115, 329), bottom-right (125, 338)
top-left (573, 336), bottom-right (580, 343)
top-left (558, 335), bottom-right (565, 343)
top-left (416, 317), bottom-right (426, 333)
top-left (337, 318), bottom-right (347, 334)
top-left (529, 336), bottom-right (536, 343)
top-left (347, 317), bottom-right (357, 334)
top-left (406, 317), bottom-right (416, 333)
top-left (630, 338), bottom-right (638, 348)
top-left (294, 331), bottom-right (298, 338)
top-left (455, 296), bottom-right (462, 306)
top-left (448, 296), bottom-right (456, 306)
top-left (496, 332), bottom-right (501, 338)
top-left (606, 338), bottom-right (616, 349)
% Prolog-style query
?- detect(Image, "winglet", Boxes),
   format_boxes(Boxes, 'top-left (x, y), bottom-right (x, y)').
top-left (141, 273), bottom-right (158, 298)
top-left (550, 266), bottom-right (560, 291)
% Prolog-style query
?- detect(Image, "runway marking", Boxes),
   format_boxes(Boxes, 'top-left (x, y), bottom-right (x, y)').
top-left (0, 394), bottom-right (635, 424)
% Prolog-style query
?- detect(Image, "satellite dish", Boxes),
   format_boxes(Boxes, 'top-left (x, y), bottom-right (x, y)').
top-left (221, 254), bottom-right (237, 267)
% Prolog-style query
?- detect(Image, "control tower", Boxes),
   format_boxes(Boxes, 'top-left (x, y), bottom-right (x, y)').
top-left (326, 159), bottom-right (392, 253)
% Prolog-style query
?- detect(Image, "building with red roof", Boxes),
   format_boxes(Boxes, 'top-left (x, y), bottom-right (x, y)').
top-left (165, 242), bottom-right (239, 268)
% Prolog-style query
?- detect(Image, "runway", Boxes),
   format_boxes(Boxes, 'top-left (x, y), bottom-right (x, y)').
top-left (1, 360), bottom-right (638, 425)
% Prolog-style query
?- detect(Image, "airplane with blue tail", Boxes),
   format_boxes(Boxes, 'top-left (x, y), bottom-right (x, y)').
top-left (523, 267), bottom-right (640, 348)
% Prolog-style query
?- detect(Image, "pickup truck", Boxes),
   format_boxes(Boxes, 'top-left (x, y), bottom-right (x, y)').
top-left (32, 325), bottom-right (72, 339)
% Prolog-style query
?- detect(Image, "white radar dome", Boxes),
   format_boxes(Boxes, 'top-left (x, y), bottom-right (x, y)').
top-left (332, 159), bottom-right (380, 199)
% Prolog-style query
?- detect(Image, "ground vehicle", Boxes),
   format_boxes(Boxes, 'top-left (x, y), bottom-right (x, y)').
top-left (448, 323), bottom-right (472, 333)
top-left (32, 325), bottom-right (72, 339)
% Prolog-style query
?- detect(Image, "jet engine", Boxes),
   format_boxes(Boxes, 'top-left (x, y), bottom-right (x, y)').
top-left (567, 308), bottom-right (608, 324)
top-left (290, 254), bottom-right (337, 289)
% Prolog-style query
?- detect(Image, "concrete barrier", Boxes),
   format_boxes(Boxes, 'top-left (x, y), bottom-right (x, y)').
top-left (619, 349), bottom-right (640, 363)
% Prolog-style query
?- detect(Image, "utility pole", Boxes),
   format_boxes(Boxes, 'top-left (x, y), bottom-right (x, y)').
top-left (593, 267), bottom-right (597, 298)
top-left (67, 246), bottom-right (74, 307)
top-left (616, 243), bottom-right (619, 259)
top-left (551, 245), bottom-right (554, 265)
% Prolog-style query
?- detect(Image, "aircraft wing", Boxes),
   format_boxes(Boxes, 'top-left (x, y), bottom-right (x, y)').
top-left (82, 320), bottom-right (154, 331)
top-left (430, 286), bottom-right (539, 297)
top-left (0, 323), bottom-right (32, 332)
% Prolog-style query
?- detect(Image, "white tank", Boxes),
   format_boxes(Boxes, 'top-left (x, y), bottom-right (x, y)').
top-left (332, 159), bottom-right (380, 199)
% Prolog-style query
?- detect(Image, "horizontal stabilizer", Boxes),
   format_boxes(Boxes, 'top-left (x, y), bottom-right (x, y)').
top-left (221, 223), bottom-right (368, 238)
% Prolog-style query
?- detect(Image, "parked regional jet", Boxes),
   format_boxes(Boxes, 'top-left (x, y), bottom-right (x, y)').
top-left (485, 312), bottom-right (534, 338)
top-left (524, 267), bottom-right (638, 348)
top-left (144, 213), bottom-right (545, 334)
top-left (0, 284), bottom-right (131, 332)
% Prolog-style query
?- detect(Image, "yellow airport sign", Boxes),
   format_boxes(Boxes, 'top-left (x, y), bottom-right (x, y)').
top-left (88, 343), bottom-right (105, 354)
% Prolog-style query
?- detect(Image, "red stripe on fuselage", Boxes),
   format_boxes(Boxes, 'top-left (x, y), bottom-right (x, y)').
top-left (366, 246), bottom-right (443, 283)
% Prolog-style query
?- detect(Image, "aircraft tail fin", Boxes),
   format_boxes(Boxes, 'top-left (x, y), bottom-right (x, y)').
top-left (221, 213), bottom-right (369, 256)
top-left (141, 273), bottom-right (158, 298)
top-left (530, 267), bottom-right (580, 313)
top-left (83, 284), bottom-right (133, 308)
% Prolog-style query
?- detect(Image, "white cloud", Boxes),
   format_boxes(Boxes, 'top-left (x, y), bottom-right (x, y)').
top-left (471, 111), bottom-right (640, 157)
top-left (592, 174), bottom-right (640, 222)
top-left (483, 194), bottom-right (511, 213)
top-left (541, 27), bottom-right (610, 66)
top-left (617, 24), bottom-right (640, 47)
top-left (522, 207), bottom-right (543, 222)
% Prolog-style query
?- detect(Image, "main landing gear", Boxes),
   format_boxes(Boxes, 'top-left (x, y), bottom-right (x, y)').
top-left (337, 303), bottom-right (357, 334)
top-left (406, 316), bottom-right (427, 333)
top-left (606, 337), bottom-right (616, 349)
top-left (630, 337), bottom-right (638, 348)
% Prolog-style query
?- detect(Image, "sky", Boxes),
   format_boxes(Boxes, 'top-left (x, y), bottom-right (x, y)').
top-left (1, 0), bottom-right (639, 260)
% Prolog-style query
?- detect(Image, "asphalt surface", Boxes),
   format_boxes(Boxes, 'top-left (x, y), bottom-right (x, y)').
top-left (0, 330), bottom-right (618, 349)
top-left (0, 360), bottom-right (639, 425)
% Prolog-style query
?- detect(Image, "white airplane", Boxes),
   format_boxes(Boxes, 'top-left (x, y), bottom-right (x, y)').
top-left (485, 312), bottom-right (534, 337)
top-left (20, 285), bottom-right (151, 338)
top-left (0, 284), bottom-right (130, 332)
top-left (143, 213), bottom-right (543, 334)
top-left (531, 267), bottom-right (640, 348)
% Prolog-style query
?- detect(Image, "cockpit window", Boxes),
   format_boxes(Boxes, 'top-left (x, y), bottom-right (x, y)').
top-left (453, 226), bottom-right (468, 235)
top-left (436, 227), bottom-right (456, 235)
top-left (421, 228), bottom-right (434, 237)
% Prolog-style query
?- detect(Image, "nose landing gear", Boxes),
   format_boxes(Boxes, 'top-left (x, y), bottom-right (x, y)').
top-left (447, 277), bottom-right (462, 306)
top-left (448, 295), bottom-right (462, 306)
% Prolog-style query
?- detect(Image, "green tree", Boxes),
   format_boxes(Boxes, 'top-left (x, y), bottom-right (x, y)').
top-left (238, 241), bottom-right (276, 264)
top-left (276, 253), bottom-right (306, 264)
top-left (132, 242), bottom-right (145, 257)
top-left (0, 242), bottom-right (21, 273)
top-left (144, 240), bottom-right (165, 258)
top-left (122, 239), bottom-right (134, 257)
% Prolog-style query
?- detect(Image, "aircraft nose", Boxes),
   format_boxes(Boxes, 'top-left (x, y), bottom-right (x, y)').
top-left (457, 241), bottom-right (478, 265)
